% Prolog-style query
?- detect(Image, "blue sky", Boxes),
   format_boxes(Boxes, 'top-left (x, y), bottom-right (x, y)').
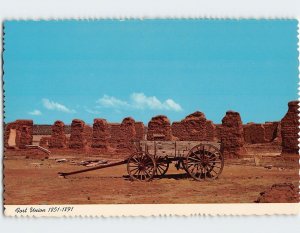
top-left (4, 20), bottom-right (299, 125)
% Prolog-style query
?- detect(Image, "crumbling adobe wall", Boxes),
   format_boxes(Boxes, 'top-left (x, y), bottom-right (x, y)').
top-left (39, 136), bottom-right (50, 148)
top-left (182, 112), bottom-right (207, 141)
top-left (17, 120), bottom-right (33, 149)
top-left (4, 122), bottom-right (17, 148)
top-left (206, 120), bottom-right (216, 141)
top-left (281, 100), bottom-right (299, 154)
top-left (171, 112), bottom-right (207, 141)
top-left (171, 121), bottom-right (188, 140)
top-left (135, 122), bottom-right (145, 140)
top-left (5, 120), bottom-right (33, 149)
top-left (49, 121), bottom-right (67, 148)
top-left (4, 120), bottom-right (33, 149)
top-left (263, 122), bottom-right (280, 142)
top-left (108, 123), bottom-right (122, 146)
top-left (33, 124), bottom-right (71, 135)
top-left (214, 124), bottom-right (222, 142)
top-left (117, 117), bottom-right (136, 151)
top-left (83, 125), bottom-right (93, 147)
top-left (69, 119), bottom-right (87, 149)
top-left (220, 111), bottom-right (245, 158)
top-left (243, 123), bottom-right (266, 144)
top-left (147, 115), bottom-right (171, 141)
top-left (91, 118), bottom-right (109, 149)
top-left (273, 122), bottom-right (282, 143)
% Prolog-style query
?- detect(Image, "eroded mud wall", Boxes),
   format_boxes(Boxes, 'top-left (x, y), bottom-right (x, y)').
top-left (147, 115), bottom-right (171, 141)
top-left (117, 117), bottom-right (136, 151)
top-left (135, 122), bottom-right (145, 140)
top-left (49, 121), bottom-right (67, 148)
top-left (243, 123), bottom-right (266, 144)
top-left (220, 111), bottom-right (245, 158)
top-left (69, 119), bottom-right (87, 149)
top-left (91, 118), bottom-right (109, 149)
top-left (281, 101), bottom-right (299, 154)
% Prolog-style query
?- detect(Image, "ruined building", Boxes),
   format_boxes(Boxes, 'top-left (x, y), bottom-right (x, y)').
top-left (171, 111), bottom-right (207, 141)
top-left (220, 111), bottom-right (245, 158)
top-left (49, 120), bottom-right (67, 148)
top-left (117, 117), bottom-right (137, 151)
top-left (147, 115), bottom-right (172, 141)
top-left (69, 119), bottom-right (87, 149)
top-left (91, 118), bottom-right (109, 149)
top-left (5, 120), bottom-right (33, 149)
top-left (281, 101), bottom-right (299, 154)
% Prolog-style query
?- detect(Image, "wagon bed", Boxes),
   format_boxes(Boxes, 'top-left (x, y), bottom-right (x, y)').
top-left (137, 140), bottom-right (221, 158)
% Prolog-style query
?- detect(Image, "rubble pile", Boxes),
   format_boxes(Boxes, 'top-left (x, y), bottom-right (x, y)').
top-left (255, 183), bottom-right (299, 203)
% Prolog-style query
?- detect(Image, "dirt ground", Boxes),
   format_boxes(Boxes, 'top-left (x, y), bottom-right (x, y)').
top-left (4, 154), bottom-right (299, 204)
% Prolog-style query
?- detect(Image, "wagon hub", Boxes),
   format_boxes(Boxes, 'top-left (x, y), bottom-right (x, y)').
top-left (201, 157), bottom-right (210, 166)
top-left (138, 163), bottom-right (146, 170)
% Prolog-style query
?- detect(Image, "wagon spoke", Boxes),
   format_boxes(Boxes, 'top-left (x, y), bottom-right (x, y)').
top-left (144, 169), bottom-right (151, 178)
top-left (132, 157), bottom-right (140, 164)
top-left (189, 156), bottom-right (202, 162)
top-left (132, 168), bottom-right (139, 175)
top-left (129, 167), bottom-right (139, 172)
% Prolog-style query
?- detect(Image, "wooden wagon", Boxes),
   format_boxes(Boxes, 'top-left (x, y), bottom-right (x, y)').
top-left (59, 140), bottom-right (224, 181)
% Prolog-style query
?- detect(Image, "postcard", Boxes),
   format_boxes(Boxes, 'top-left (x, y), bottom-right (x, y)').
top-left (3, 19), bottom-right (299, 216)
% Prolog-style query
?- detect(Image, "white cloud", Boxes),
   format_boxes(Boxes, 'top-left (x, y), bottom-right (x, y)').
top-left (96, 95), bottom-right (129, 108)
top-left (164, 99), bottom-right (183, 111)
top-left (130, 93), bottom-right (163, 110)
top-left (130, 93), bottom-right (183, 111)
top-left (96, 93), bottom-right (182, 112)
top-left (42, 98), bottom-right (76, 113)
top-left (28, 110), bottom-right (42, 116)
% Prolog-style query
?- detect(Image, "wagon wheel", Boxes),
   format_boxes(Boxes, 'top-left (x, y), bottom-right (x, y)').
top-left (127, 152), bottom-right (156, 181)
top-left (185, 144), bottom-right (224, 181)
top-left (155, 156), bottom-right (169, 176)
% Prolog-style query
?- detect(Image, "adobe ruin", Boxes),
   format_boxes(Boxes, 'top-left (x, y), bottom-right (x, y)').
top-left (147, 115), bottom-right (171, 141)
top-left (91, 118), bottom-right (109, 149)
top-left (5, 120), bottom-right (33, 149)
top-left (49, 120), bottom-right (67, 148)
top-left (69, 119), bottom-right (87, 149)
top-left (117, 117), bottom-right (136, 152)
top-left (263, 122), bottom-right (280, 142)
top-left (135, 122), bottom-right (145, 140)
top-left (206, 120), bottom-right (216, 141)
top-left (281, 101), bottom-right (299, 154)
top-left (220, 111), bottom-right (245, 158)
top-left (243, 123), bottom-right (266, 144)
top-left (4, 100), bottom-right (299, 157)
top-left (39, 136), bottom-right (50, 148)
top-left (171, 111), bottom-right (207, 141)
